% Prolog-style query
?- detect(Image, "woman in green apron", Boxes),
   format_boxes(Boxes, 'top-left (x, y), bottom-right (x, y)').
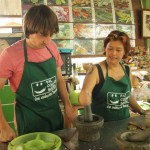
top-left (0, 5), bottom-right (75, 142)
top-left (79, 30), bottom-right (150, 121)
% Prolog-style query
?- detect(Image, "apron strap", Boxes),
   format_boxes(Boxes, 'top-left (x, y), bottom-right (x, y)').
top-left (45, 46), bottom-right (55, 58)
top-left (105, 61), bottom-right (127, 76)
top-left (105, 61), bottom-right (108, 76)
top-left (23, 40), bottom-right (55, 62)
top-left (23, 39), bottom-right (28, 62)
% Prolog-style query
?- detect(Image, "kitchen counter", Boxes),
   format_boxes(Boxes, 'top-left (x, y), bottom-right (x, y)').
top-left (55, 115), bottom-right (145, 150)
top-left (0, 115), bottom-right (145, 150)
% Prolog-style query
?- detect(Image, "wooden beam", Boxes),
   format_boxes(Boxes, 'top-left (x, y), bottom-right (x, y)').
top-left (132, 0), bottom-right (144, 46)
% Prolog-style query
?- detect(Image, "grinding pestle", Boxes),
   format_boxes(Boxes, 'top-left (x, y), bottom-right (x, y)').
top-left (84, 104), bottom-right (93, 122)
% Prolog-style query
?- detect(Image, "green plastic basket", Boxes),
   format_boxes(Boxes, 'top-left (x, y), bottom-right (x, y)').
top-left (0, 85), bottom-right (15, 104)
top-left (8, 132), bottom-right (62, 150)
top-left (0, 85), bottom-right (15, 130)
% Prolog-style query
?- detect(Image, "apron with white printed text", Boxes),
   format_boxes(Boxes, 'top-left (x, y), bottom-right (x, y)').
top-left (91, 62), bottom-right (131, 121)
top-left (15, 40), bottom-right (63, 135)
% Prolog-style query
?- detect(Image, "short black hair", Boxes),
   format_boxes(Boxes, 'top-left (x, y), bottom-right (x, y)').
top-left (103, 30), bottom-right (131, 58)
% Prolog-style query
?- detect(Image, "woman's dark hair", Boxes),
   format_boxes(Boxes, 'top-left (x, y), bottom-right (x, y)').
top-left (103, 30), bottom-right (131, 58)
top-left (23, 5), bottom-right (59, 38)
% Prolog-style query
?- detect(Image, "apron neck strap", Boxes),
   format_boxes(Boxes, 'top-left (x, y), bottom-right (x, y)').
top-left (105, 61), bottom-right (108, 76)
top-left (23, 39), bottom-right (28, 62)
top-left (23, 40), bottom-right (55, 62)
top-left (45, 46), bottom-right (54, 57)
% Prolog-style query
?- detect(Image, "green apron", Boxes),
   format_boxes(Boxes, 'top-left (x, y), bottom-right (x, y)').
top-left (15, 40), bottom-right (63, 135)
top-left (91, 62), bottom-right (131, 122)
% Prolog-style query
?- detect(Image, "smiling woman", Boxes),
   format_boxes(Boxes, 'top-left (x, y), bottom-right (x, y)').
top-left (78, 30), bottom-right (150, 122)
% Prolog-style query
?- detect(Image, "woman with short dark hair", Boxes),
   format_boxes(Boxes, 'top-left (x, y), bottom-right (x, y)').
top-left (79, 30), bottom-right (150, 122)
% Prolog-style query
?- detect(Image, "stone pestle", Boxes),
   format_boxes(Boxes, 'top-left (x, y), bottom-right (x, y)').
top-left (84, 104), bottom-right (93, 122)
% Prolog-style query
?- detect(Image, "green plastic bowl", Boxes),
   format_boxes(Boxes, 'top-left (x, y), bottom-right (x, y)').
top-left (8, 132), bottom-right (61, 150)
top-left (69, 90), bottom-right (80, 105)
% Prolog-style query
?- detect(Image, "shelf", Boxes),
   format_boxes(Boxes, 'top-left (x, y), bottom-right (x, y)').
top-left (132, 68), bottom-right (150, 73)
top-left (0, 15), bottom-right (22, 17)
top-left (78, 72), bottom-right (86, 75)
top-left (0, 26), bottom-right (22, 28)
top-left (0, 33), bottom-right (23, 38)
top-left (71, 54), bottom-right (105, 58)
